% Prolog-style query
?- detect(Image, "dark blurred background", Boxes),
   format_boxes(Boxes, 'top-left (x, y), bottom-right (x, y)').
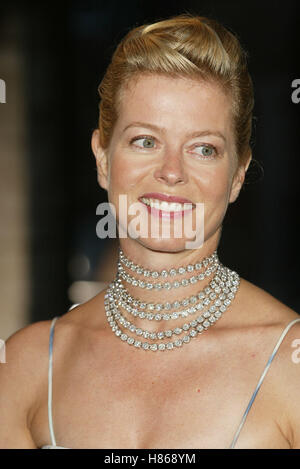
top-left (0, 0), bottom-right (299, 338)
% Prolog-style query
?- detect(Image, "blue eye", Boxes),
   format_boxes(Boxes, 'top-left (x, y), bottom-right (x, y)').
top-left (193, 144), bottom-right (216, 158)
top-left (131, 136), bottom-right (156, 148)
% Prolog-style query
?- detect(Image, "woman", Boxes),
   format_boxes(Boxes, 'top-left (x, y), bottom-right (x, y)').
top-left (1, 14), bottom-right (300, 450)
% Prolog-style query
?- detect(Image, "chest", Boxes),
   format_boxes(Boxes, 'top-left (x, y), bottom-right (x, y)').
top-left (31, 336), bottom-right (290, 449)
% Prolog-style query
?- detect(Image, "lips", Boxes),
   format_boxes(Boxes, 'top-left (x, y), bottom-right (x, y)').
top-left (140, 192), bottom-right (195, 206)
top-left (138, 192), bottom-right (195, 219)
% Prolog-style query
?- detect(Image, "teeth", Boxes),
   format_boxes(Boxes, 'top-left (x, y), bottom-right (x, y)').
top-left (141, 197), bottom-right (192, 212)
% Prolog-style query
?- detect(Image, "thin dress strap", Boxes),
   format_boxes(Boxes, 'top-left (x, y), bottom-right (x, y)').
top-left (229, 317), bottom-right (300, 449)
top-left (48, 316), bottom-right (59, 447)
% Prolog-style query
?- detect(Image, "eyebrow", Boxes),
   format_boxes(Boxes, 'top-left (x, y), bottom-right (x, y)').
top-left (123, 122), bottom-right (227, 143)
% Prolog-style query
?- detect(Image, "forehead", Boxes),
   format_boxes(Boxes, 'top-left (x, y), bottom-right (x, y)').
top-left (115, 73), bottom-right (233, 138)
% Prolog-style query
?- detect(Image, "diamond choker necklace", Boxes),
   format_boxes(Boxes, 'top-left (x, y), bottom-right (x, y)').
top-left (104, 248), bottom-right (240, 352)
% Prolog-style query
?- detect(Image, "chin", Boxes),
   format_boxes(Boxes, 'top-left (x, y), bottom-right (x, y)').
top-left (133, 236), bottom-right (198, 253)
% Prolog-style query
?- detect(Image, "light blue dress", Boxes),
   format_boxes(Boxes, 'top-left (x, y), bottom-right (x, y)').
top-left (41, 316), bottom-right (300, 449)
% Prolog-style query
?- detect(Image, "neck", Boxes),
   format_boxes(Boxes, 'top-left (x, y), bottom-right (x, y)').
top-left (118, 230), bottom-right (220, 275)
top-left (111, 236), bottom-right (221, 333)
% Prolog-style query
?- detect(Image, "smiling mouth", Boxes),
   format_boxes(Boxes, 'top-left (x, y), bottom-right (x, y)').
top-left (138, 197), bottom-right (195, 218)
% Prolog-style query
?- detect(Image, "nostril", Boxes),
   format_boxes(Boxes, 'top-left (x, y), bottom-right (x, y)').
top-left (153, 163), bottom-right (187, 185)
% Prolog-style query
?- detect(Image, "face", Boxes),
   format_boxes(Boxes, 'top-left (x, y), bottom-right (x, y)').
top-left (92, 74), bottom-right (248, 253)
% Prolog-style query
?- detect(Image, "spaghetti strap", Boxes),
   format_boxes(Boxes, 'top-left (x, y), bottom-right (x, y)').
top-left (44, 315), bottom-right (300, 449)
top-left (229, 317), bottom-right (300, 449)
top-left (47, 316), bottom-right (59, 447)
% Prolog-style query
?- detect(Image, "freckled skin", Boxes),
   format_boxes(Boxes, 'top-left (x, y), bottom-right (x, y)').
top-left (91, 74), bottom-right (250, 334)
top-left (3, 74), bottom-right (300, 451)
top-left (77, 73), bottom-right (300, 449)
top-left (92, 74), bottom-right (246, 268)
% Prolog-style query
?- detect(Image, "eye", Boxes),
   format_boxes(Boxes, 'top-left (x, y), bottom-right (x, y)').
top-left (131, 136), bottom-right (156, 149)
top-left (192, 144), bottom-right (217, 158)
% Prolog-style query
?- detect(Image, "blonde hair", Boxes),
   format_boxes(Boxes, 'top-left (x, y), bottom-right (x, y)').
top-left (97, 14), bottom-right (254, 164)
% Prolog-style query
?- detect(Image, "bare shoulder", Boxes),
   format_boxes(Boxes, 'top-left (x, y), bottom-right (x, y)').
top-left (0, 319), bottom-right (55, 448)
top-left (236, 277), bottom-right (299, 326)
top-left (3, 286), bottom-right (110, 374)
top-left (5, 318), bottom-right (53, 351)
top-left (1, 319), bottom-right (58, 409)
top-left (0, 308), bottom-right (97, 449)
top-left (3, 319), bottom-right (54, 382)
top-left (237, 278), bottom-right (300, 447)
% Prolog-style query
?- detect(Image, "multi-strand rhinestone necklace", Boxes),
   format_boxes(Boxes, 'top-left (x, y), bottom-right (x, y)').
top-left (104, 248), bottom-right (240, 352)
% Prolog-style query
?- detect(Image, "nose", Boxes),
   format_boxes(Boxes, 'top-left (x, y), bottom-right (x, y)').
top-left (153, 148), bottom-right (188, 186)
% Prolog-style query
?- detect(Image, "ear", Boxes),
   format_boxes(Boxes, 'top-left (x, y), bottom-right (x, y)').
top-left (91, 129), bottom-right (109, 191)
top-left (229, 151), bottom-right (252, 204)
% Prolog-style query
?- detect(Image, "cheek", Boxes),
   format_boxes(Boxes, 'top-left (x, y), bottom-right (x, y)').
top-left (193, 166), bottom-right (233, 238)
top-left (193, 164), bottom-right (232, 204)
top-left (108, 152), bottom-right (146, 200)
top-left (109, 158), bottom-right (127, 193)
